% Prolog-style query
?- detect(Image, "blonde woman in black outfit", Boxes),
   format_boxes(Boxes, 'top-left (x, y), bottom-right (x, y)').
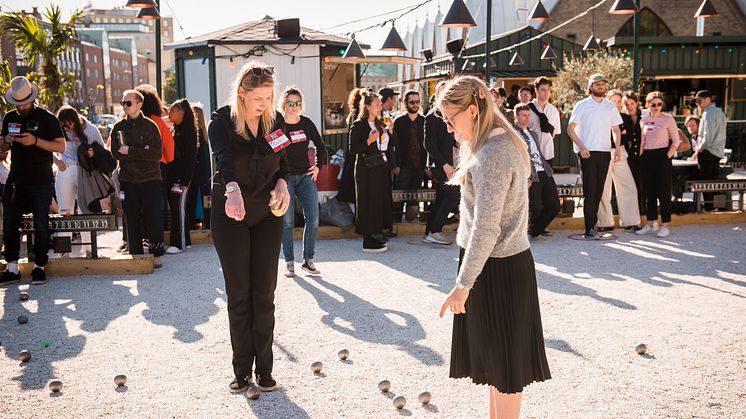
top-left (349, 90), bottom-right (393, 252)
top-left (165, 98), bottom-right (198, 253)
top-left (208, 62), bottom-right (291, 394)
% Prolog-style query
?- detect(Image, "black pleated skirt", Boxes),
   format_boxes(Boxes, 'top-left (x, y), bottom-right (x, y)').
top-left (450, 248), bottom-right (551, 394)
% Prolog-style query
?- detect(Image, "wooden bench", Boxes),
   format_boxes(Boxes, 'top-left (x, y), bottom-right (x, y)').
top-left (686, 180), bottom-right (746, 213)
top-left (21, 214), bottom-right (118, 259)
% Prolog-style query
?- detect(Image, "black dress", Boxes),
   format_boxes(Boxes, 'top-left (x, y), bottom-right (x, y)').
top-left (349, 119), bottom-right (393, 236)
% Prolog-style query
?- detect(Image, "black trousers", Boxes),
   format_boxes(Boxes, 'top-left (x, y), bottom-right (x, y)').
top-left (640, 148), bottom-right (673, 223)
top-left (697, 149), bottom-right (722, 210)
top-left (211, 185), bottom-right (283, 379)
top-left (528, 171), bottom-right (560, 237)
top-left (167, 186), bottom-right (191, 249)
top-left (3, 183), bottom-right (52, 266)
top-left (626, 153), bottom-right (646, 214)
top-left (579, 151), bottom-right (611, 233)
top-left (121, 180), bottom-right (165, 256)
top-left (425, 166), bottom-right (460, 235)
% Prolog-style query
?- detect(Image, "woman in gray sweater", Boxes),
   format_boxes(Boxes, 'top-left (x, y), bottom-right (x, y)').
top-left (437, 76), bottom-right (551, 418)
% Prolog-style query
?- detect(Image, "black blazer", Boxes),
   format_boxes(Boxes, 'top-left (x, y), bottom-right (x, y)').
top-left (423, 109), bottom-right (456, 168)
top-left (349, 118), bottom-right (387, 158)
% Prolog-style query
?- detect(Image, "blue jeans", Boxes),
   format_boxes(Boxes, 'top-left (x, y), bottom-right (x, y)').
top-left (282, 174), bottom-right (319, 262)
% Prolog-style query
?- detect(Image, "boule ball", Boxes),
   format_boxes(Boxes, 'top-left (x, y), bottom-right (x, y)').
top-left (49, 380), bottom-right (63, 393)
top-left (378, 380), bottom-right (391, 393)
top-left (338, 349), bottom-right (349, 361)
top-left (20, 292), bottom-right (29, 301)
top-left (635, 343), bottom-right (647, 355)
top-left (246, 385), bottom-right (261, 400)
top-left (418, 391), bottom-right (432, 405)
top-left (393, 395), bottom-right (407, 409)
top-left (114, 374), bottom-right (127, 387)
top-left (311, 361), bottom-right (323, 373)
top-left (18, 350), bottom-right (31, 362)
top-left (18, 315), bottom-right (28, 324)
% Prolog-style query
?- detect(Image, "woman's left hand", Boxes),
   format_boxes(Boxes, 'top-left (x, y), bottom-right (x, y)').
top-left (272, 180), bottom-right (291, 213)
top-left (667, 148), bottom-right (676, 159)
top-left (439, 286), bottom-right (470, 317)
top-left (308, 166), bottom-right (320, 182)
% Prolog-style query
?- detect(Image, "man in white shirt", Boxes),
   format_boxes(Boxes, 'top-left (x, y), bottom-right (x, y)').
top-left (567, 74), bottom-right (623, 239)
top-left (528, 76), bottom-right (562, 165)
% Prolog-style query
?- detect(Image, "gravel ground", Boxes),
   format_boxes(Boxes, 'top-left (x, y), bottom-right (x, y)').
top-left (1, 223), bottom-right (745, 418)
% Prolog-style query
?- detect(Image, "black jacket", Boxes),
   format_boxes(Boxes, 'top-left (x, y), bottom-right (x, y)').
top-left (620, 113), bottom-right (642, 157)
top-left (167, 122), bottom-right (198, 186)
top-left (392, 113), bottom-right (426, 169)
top-left (423, 109), bottom-right (456, 168)
top-left (110, 112), bottom-right (163, 183)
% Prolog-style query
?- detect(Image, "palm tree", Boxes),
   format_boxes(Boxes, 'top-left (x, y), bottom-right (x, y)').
top-left (0, 5), bottom-right (84, 112)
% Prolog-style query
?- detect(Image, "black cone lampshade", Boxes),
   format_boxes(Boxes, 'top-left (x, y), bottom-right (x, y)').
top-left (126, 0), bottom-right (157, 8)
top-left (608, 0), bottom-right (639, 14)
top-left (343, 37), bottom-right (366, 59)
top-left (440, 0), bottom-right (477, 28)
top-left (509, 52), bottom-right (524, 66)
top-left (541, 45), bottom-right (557, 60)
top-left (528, 0), bottom-right (551, 21)
top-left (137, 7), bottom-right (161, 19)
top-left (583, 34), bottom-right (601, 51)
top-left (694, 0), bottom-right (718, 18)
top-left (381, 25), bottom-right (407, 51)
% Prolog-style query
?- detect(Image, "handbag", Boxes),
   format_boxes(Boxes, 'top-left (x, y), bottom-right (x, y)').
top-left (363, 151), bottom-right (388, 168)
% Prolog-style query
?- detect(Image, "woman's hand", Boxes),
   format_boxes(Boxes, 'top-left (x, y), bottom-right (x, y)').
top-left (367, 129), bottom-right (379, 146)
top-left (56, 160), bottom-right (67, 172)
top-left (308, 166), bottom-right (320, 182)
top-left (87, 147), bottom-right (94, 158)
top-left (439, 286), bottom-right (470, 317)
top-left (224, 183), bottom-right (245, 221)
top-left (667, 148), bottom-right (676, 159)
top-left (272, 179), bottom-right (291, 214)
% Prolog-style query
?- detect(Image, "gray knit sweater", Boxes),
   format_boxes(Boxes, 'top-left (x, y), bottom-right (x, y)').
top-left (456, 128), bottom-right (530, 289)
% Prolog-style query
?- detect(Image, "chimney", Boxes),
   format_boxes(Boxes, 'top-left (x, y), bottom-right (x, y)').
top-left (32, 6), bottom-right (41, 19)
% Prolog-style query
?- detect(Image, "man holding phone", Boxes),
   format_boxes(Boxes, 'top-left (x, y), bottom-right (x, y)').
top-left (0, 76), bottom-right (66, 286)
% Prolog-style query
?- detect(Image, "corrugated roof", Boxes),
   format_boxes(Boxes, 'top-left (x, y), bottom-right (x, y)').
top-left (165, 17), bottom-right (368, 50)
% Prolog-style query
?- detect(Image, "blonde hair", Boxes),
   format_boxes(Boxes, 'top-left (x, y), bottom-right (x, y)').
top-left (228, 61), bottom-right (276, 139)
top-left (435, 76), bottom-right (530, 185)
top-left (278, 85), bottom-right (304, 114)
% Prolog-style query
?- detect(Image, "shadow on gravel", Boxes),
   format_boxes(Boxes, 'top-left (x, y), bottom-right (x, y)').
top-left (293, 276), bottom-right (444, 366)
top-left (535, 264), bottom-right (637, 310)
top-left (544, 338), bottom-right (586, 358)
top-left (246, 387), bottom-right (310, 419)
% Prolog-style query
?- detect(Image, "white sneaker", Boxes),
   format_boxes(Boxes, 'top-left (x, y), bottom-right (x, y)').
top-left (423, 232), bottom-right (453, 245)
top-left (284, 262), bottom-right (295, 277)
top-left (165, 246), bottom-right (183, 254)
top-left (635, 225), bottom-right (654, 235)
top-left (656, 227), bottom-right (670, 238)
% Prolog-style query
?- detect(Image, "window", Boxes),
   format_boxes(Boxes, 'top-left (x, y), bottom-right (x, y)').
top-left (94, 55), bottom-right (98, 63)
top-left (164, 31), bottom-right (169, 37)
top-left (86, 53), bottom-right (90, 61)
top-left (567, 33), bottom-right (577, 43)
top-left (86, 68), bottom-right (90, 77)
top-left (617, 8), bottom-right (672, 37)
top-left (95, 69), bottom-right (99, 78)
top-left (103, 17), bottom-right (109, 23)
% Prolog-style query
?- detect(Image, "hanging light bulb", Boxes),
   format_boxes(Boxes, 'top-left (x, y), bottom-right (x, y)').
top-left (528, 1), bottom-right (551, 21)
top-left (228, 57), bottom-right (236, 68)
top-left (608, 0), bottom-right (639, 14)
top-left (509, 52), bottom-right (524, 66)
top-left (439, 0), bottom-right (477, 28)
top-left (343, 35), bottom-right (366, 59)
top-left (541, 45), bottom-right (557, 60)
top-left (694, 0), bottom-right (718, 18)
top-left (583, 34), bottom-right (602, 51)
top-left (380, 23), bottom-right (407, 51)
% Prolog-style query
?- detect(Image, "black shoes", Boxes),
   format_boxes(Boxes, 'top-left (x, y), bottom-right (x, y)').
top-left (228, 375), bottom-right (250, 394)
top-left (584, 229), bottom-right (601, 240)
top-left (0, 270), bottom-right (21, 286)
top-left (256, 373), bottom-right (278, 392)
top-left (597, 227), bottom-right (614, 232)
top-left (31, 267), bottom-right (47, 285)
top-left (624, 225), bottom-right (643, 232)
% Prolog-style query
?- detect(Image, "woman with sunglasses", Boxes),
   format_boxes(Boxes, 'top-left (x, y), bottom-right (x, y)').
top-left (277, 86), bottom-right (327, 277)
top-left (349, 90), bottom-right (394, 252)
top-left (637, 91), bottom-right (681, 238)
top-left (165, 98), bottom-right (198, 254)
top-left (208, 62), bottom-right (291, 394)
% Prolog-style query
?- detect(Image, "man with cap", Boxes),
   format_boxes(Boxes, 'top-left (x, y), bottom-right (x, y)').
top-left (694, 90), bottom-right (727, 210)
top-left (0, 76), bottom-right (66, 286)
top-left (567, 74), bottom-right (623, 239)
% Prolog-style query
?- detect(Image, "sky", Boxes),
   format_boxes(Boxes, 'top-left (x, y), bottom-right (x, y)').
top-left (0, 0), bottom-right (457, 53)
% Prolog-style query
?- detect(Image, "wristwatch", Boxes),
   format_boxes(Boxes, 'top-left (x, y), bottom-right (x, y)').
top-left (224, 184), bottom-right (240, 195)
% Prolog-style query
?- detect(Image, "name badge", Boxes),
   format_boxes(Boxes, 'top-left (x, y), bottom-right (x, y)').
top-left (7, 123), bottom-right (22, 135)
top-left (645, 121), bottom-right (655, 131)
top-left (289, 130), bottom-right (308, 144)
top-left (265, 129), bottom-right (291, 153)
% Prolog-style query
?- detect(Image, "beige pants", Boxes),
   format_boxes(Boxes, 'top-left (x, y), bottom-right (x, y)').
top-left (598, 147), bottom-right (641, 228)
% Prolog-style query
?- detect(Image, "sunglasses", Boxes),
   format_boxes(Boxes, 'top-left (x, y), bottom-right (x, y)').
top-left (287, 101), bottom-right (302, 107)
top-left (121, 100), bottom-right (134, 107)
top-left (407, 100), bottom-right (421, 105)
top-left (649, 102), bottom-right (663, 108)
top-left (241, 66), bottom-right (274, 83)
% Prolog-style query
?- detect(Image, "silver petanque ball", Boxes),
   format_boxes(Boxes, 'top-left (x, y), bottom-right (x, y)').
top-left (49, 380), bottom-right (63, 393)
top-left (311, 361), bottom-right (323, 373)
top-left (393, 395), bottom-right (406, 409)
top-left (18, 350), bottom-right (31, 362)
top-left (338, 349), bottom-right (349, 361)
top-left (18, 315), bottom-right (28, 324)
top-left (635, 343), bottom-right (647, 355)
top-left (378, 380), bottom-right (391, 392)
top-left (20, 292), bottom-right (29, 301)
top-left (114, 374), bottom-right (127, 387)
top-left (418, 391), bottom-right (432, 405)
top-left (246, 385), bottom-right (261, 400)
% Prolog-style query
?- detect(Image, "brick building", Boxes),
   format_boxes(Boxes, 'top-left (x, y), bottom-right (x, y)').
top-left (109, 47), bottom-right (134, 113)
top-left (81, 41), bottom-right (107, 115)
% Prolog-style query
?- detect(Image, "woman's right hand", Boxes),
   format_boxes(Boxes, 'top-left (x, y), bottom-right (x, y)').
top-left (224, 186), bottom-right (245, 221)
top-left (56, 160), bottom-right (67, 172)
top-left (367, 130), bottom-right (378, 145)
